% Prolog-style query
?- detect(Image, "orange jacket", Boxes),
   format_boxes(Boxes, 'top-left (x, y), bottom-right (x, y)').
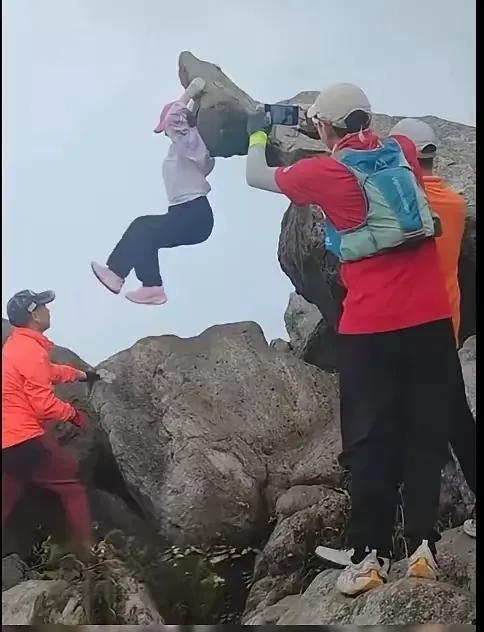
top-left (2, 328), bottom-right (84, 449)
top-left (423, 176), bottom-right (466, 344)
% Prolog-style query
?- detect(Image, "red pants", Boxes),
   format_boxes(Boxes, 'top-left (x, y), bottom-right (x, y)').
top-left (2, 435), bottom-right (91, 545)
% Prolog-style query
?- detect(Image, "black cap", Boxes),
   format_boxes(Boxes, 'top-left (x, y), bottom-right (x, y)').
top-left (6, 290), bottom-right (55, 327)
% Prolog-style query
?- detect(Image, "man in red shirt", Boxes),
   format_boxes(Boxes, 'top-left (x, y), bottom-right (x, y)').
top-left (246, 85), bottom-right (461, 596)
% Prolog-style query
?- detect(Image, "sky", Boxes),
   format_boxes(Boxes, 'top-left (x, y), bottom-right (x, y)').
top-left (2, 0), bottom-right (475, 364)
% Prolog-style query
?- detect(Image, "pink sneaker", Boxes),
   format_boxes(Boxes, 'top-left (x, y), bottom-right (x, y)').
top-left (91, 262), bottom-right (124, 294)
top-left (125, 286), bottom-right (167, 305)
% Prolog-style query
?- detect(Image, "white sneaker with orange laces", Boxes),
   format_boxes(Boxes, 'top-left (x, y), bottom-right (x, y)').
top-left (407, 539), bottom-right (438, 580)
top-left (336, 550), bottom-right (388, 597)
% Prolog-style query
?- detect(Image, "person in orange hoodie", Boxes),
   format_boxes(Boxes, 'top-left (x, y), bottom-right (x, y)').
top-left (391, 119), bottom-right (476, 539)
top-left (2, 289), bottom-right (99, 558)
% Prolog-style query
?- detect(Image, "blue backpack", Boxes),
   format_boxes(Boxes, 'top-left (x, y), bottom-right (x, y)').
top-left (323, 137), bottom-right (438, 262)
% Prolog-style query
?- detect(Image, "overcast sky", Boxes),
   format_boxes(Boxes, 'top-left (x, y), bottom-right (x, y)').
top-left (2, 0), bottom-right (475, 364)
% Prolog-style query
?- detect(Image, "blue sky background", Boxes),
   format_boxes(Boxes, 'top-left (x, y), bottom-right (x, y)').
top-left (2, 0), bottom-right (475, 364)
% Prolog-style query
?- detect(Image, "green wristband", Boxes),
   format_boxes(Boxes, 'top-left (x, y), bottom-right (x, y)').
top-left (249, 131), bottom-right (268, 147)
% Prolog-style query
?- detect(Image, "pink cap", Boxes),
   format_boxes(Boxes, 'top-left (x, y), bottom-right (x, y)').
top-left (153, 102), bottom-right (175, 134)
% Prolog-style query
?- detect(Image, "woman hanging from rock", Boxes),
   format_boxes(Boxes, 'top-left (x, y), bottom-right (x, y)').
top-left (91, 78), bottom-right (215, 305)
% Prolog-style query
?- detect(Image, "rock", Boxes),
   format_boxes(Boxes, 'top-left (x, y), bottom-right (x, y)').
top-left (269, 338), bottom-right (291, 353)
top-left (178, 51), bottom-right (257, 158)
top-left (254, 487), bottom-right (347, 581)
top-left (2, 580), bottom-right (73, 624)
top-left (178, 52), bottom-right (325, 166)
top-left (440, 335), bottom-right (476, 521)
top-left (242, 485), bottom-right (347, 621)
top-left (244, 594), bottom-right (302, 624)
top-left (1, 548), bottom-right (164, 625)
top-left (2, 554), bottom-right (29, 591)
top-left (116, 574), bottom-right (164, 625)
top-left (284, 293), bottom-right (322, 354)
top-left (459, 335), bottom-right (476, 416)
top-left (284, 292), bottom-right (341, 371)
top-left (90, 322), bottom-right (340, 546)
top-left (277, 573), bottom-right (475, 625)
top-left (242, 572), bottom-right (301, 625)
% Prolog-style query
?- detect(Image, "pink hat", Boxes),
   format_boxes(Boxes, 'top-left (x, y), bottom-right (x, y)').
top-left (153, 101), bottom-right (175, 134)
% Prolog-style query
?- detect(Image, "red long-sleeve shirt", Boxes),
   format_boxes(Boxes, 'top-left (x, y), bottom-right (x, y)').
top-left (2, 328), bottom-right (84, 449)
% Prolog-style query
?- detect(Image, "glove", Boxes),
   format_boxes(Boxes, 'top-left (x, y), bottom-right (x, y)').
top-left (247, 106), bottom-right (270, 137)
top-left (81, 371), bottom-right (101, 387)
top-left (71, 409), bottom-right (88, 430)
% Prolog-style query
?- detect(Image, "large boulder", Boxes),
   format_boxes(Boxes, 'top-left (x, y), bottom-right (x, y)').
top-left (284, 292), bottom-right (340, 371)
top-left (178, 51), bottom-right (324, 165)
top-left (90, 322), bottom-right (341, 546)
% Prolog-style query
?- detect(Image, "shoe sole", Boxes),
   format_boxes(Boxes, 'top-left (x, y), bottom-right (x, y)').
top-left (91, 264), bottom-right (122, 295)
top-left (407, 559), bottom-right (437, 580)
top-left (315, 545), bottom-right (353, 567)
top-left (125, 296), bottom-right (167, 306)
top-left (339, 570), bottom-right (385, 597)
top-left (463, 525), bottom-right (476, 539)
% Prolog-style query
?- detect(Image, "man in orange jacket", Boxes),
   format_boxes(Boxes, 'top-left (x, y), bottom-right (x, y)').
top-left (2, 289), bottom-right (99, 559)
top-left (391, 119), bottom-right (476, 538)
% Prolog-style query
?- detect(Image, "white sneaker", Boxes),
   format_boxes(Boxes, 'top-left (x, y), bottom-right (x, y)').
top-left (407, 540), bottom-right (438, 580)
top-left (315, 545), bottom-right (354, 567)
top-left (336, 550), bottom-right (388, 597)
top-left (463, 518), bottom-right (476, 539)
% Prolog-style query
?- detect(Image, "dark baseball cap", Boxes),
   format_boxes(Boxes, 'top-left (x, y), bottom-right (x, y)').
top-left (6, 289), bottom-right (55, 327)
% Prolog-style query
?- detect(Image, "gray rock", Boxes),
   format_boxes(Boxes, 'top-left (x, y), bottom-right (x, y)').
top-left (269, 338), bottom-right (292, 353)
top-left (440, 335), bottom-right (476, 520)
top-left (2, 580), bottom-right (71, 624)
top-left (2, 554), bottom-right (28, 591)
top-left (277, 573), bottom-right (475, 625)
top-left (178, 52), bottom-right (324, 166)
top-left (116, 574), bottom-right (164, 625)
top-left (254, 487), bottom-right (348, 581)
top-left (284, 293), bottom-right (322, 354)
top-left (244, 594), bottom-right (302, 624)
top-left (459, 335), bottom-right (476, 416)
top-left (284, 292), bottom-right (341, 371)
top-left (90, 321), bottom-right (340, 546)
top-left (242, 572), bottom-right (301, 624)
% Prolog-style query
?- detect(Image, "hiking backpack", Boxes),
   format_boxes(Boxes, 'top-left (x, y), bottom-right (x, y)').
top-left (323, 137), bottom-right (439, 262)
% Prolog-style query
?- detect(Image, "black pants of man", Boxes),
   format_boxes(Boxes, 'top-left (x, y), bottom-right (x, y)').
top-left (107, 196), bottom-right (214, 287)
top-left (339, 318), bottom-right (460, 559)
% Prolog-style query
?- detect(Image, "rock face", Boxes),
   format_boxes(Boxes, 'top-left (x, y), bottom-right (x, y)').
top-left (91, 322), bottom-right (340, 546)
top-left (284, 292), bottom-right (341, 371)
top-left (178, 52), bottom-right (476, 362)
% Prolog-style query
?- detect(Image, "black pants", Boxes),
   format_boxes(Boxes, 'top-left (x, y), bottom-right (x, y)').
top-left (451, 362), bottom-right (476, 496)
top-left (339, 319), bottom-right (459, 558)
top-left (107, 196), bottom-right (214, 286)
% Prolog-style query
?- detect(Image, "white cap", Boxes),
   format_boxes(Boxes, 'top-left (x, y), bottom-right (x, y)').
top-left (390, 118), bottom-right (438, 158)
top-left (307, 83), bottom-right (372, 129)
